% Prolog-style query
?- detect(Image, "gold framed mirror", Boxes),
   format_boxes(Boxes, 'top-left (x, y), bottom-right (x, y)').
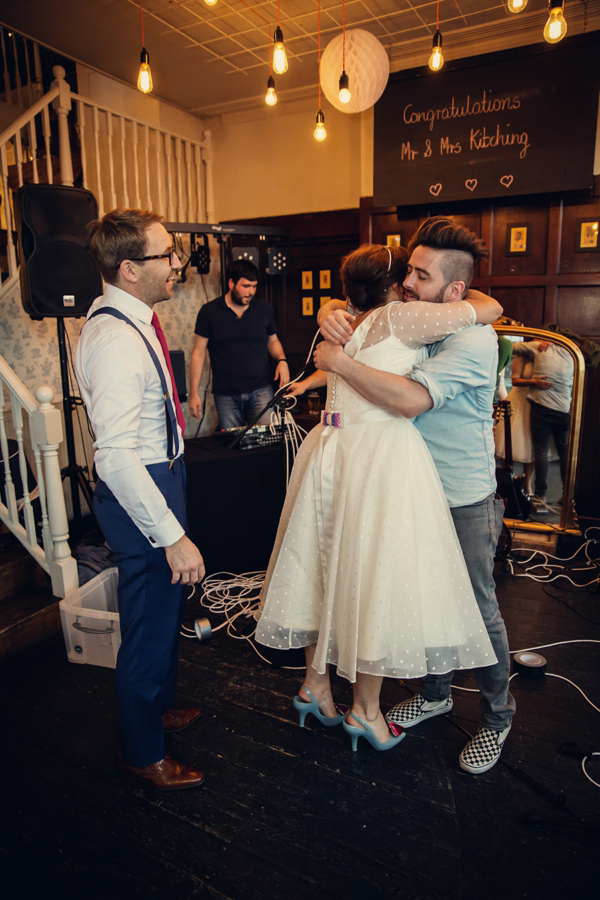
top-left (493, 324), bottom-right (585, 537)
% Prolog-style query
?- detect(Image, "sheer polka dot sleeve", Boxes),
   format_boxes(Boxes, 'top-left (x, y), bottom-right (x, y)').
top-left (389, 300), bottom-right (476, 348)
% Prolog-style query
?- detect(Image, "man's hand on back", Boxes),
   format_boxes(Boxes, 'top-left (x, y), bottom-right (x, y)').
top-left (320, 309), bottom-right (355, 345)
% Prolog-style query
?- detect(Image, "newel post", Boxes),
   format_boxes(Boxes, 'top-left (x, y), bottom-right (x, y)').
top-left (30, 386), bottom-right (78, 597)
top-left (51, 65), bottom-right (74, 187)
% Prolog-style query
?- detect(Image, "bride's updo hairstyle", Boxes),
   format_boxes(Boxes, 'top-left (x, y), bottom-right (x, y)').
top-left (340, 243), bottom-right (408, 313)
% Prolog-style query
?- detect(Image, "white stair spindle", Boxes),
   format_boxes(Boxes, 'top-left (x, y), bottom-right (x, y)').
top-left (28, 118), bottom-right (39, 184)
top-left (33, 444), bottom-right (52, 564)
top-left (133, 121), bottom-right (141, 208)
top-left (185, 142), bottom-right (193, 222)
top-left (92, 106), bottom-right (104, 214)
top-left (13, 132), bottom-right (24, 187)
top-left (42, 105), bottom-right (53, 183)
top-left (0, 382), bottom-right (18, 525)
top-left (175, 138), bottom-right (184, 221)
top-left (154, 129), bottom-right (164, 217)
top-left (10, 396), bottom-right (36, 545)
top-left (164, 133), bottom-right (173, 221)
top-left (194, 144), bottom-right (202, 223)
top-left (119, 116), bottom-right (129, 207)
top-left (144, 125), bottom-right (151, 208)
top-left (76, 99), bottom-right (88, 190)
top-left (106, 112), bottom-right (117, 210)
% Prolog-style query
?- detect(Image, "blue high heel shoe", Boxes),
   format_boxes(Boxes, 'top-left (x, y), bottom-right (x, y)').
top-left (293, 686), bottom-right (349, 727)
top-left (343, 712), bottom-right (405, 751)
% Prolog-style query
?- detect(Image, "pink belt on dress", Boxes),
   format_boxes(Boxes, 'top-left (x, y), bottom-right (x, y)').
top-left (320, 409), bottom-right (402, 428)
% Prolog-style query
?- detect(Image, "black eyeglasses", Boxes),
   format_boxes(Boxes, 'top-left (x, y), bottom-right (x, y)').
top-left (117, 249), bottom-right (177, 267)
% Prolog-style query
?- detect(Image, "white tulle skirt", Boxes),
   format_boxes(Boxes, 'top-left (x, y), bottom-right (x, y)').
top-left (256, 415), bottom-right (496, 683)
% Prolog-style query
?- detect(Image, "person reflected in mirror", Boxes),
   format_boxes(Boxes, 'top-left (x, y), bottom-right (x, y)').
top-left (517, 340), bottom-right (574, 514)
top-left (495, 342), bottom-right (559, 498)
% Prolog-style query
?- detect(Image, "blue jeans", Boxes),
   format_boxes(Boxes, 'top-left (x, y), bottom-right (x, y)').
top-left (214, 385), bottom-right (274, 428)
top-left (421, 492), bottom-right (516, 730)
top-left (529, 400), bottom-right (570, 497)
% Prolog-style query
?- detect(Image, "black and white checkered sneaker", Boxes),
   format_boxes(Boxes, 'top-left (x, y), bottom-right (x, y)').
top-left (385, 693), bottom-right (453, 728)
top-left (459, 724), bottom-right (511, 774)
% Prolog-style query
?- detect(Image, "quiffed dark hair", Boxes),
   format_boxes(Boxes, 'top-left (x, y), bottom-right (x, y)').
top-left (227, 259), bottom-right (259, 285)
top-left (88, 208), bottom-right (164, 284)
top-left (407, 216), bottom-right (489, 294)
top-left (341, 244), bottom-right (408, 313)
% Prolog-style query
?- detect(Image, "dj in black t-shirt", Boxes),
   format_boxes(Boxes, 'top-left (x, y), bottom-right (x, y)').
top-left (189, 260), bottom-right (289, 428)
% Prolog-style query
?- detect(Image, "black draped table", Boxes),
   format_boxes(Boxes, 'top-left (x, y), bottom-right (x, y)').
top-left (184, 435), bottom-right (288, 576)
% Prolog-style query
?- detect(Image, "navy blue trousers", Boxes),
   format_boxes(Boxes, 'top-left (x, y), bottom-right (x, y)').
top-left (93, 458), bottom-right (188, 767)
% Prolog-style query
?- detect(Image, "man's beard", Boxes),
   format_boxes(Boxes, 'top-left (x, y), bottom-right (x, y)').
top-left (231, 286), bottom-right (248, 306)
top-left (404, 285), bottom-right (447, 304)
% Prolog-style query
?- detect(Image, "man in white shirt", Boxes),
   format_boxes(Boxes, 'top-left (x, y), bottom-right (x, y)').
top-left (526, 341), bottom-right (574, 512)
top-left (76, 208), bottom-right (205, 790)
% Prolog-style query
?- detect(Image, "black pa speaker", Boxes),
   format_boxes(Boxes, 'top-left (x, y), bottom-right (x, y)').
top-left (15, 184), bottom-right (102, 320)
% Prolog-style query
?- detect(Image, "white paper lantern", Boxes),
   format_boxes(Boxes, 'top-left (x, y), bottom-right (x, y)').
top-left (320, 29), bottom-right (390, 114)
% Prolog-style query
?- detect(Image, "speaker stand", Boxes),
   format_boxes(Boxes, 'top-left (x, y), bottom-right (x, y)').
top-left (56, 319), bottom-right (95, 530)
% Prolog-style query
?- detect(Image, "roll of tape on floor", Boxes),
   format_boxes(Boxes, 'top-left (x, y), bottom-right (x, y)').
top-left (194, 617), bottom-right (212, 642)
top-left (513, 651), bottom-right (547, 679)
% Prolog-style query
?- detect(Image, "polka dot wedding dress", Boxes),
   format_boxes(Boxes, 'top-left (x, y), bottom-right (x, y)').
top-left (256, 300), bottom-right (497, 682)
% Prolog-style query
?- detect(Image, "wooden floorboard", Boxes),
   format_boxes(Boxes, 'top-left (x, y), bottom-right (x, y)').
top-left (1, 567), bottom-right (599, 900)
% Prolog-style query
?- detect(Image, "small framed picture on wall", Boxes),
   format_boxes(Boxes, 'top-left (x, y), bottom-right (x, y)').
top-left (575, 219), bottom-right (600, 252)
top-left (320, 296), bottom-right (331, 308)
top-left (505, 223), bottom-right (532, 257)
top-left (302, 297), bottom-right (314, 316)
top-left (301, 270), bottom-right (313, 290)
top-left (385, 233), bottom-right (403, 248)
top-left (319, 270), bottom-right (331, 289)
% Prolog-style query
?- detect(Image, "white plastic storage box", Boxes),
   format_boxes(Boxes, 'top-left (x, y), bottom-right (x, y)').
top-left (59, 568), bottom-right (121, 667)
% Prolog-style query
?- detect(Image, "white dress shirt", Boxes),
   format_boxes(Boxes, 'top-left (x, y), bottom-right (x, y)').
top-left (75, 284), bottom-right (185, 547)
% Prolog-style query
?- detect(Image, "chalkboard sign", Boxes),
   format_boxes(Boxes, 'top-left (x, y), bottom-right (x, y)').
top-left (374, 37), bottom-right (600, 208)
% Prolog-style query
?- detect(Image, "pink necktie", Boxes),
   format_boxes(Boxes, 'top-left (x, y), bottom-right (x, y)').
top-left (151, 312), bottom-right (186, 435)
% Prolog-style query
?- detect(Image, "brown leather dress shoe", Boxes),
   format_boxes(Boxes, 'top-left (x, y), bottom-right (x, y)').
top-left (117, 755), bottom-right (204, 790)
top-left (161, 707), bottom-right (202, 733)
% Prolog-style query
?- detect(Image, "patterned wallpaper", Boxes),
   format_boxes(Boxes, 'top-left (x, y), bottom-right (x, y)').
top-left (0, 251), bottom-right (222, 445)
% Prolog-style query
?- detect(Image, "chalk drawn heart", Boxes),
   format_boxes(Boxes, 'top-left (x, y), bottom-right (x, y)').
top-left (465, 179), bottom-right (478, 192)
top-left (429, 183), bottom-right (442, 197)
top-left (500, 175), bottom-right (514, 188)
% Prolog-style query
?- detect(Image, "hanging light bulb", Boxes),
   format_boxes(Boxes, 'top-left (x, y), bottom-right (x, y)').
top-left (265, 75), bottom-right (277, 107)
top-left (507, 0), bottom-right (528, 12)
top-left (137, 1), bottom-right (153, 94)
top-left (204, 0), bottom-right (218, 5)
top-left (314, 110), bottom-right (327, 142)
top-left (338, 0), bottom-right (351, 104)
top-left (137, 47), bottom-right (153, 93)
top-left (272, 26), bottom-right (288, 74)
top-left (543, 1), bottom-right (568, 43)
top-left (429, 31), bottom-right (444, 72)
top-left (338, 70), bottom-right (351, 104)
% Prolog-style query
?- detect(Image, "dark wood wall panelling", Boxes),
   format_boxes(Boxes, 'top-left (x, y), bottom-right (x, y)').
top-left (231, 209), bottom-right (360, 378)
top-left (362, 183), bottom-right (600, 529)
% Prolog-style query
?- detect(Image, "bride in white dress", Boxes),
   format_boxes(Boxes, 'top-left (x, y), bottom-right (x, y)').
top-left (256, 244), bottom-right (500, 749)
